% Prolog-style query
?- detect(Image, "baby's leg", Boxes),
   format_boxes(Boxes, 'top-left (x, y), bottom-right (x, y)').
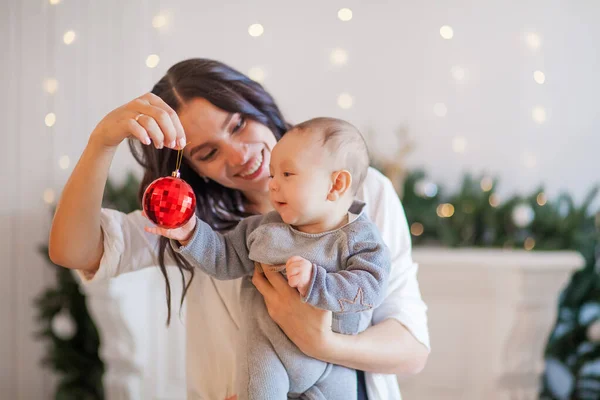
top-left (245, 324), bottom-right (290, 399)
top-left (301, 364), bottom-right (357, 400)
top-left (237, 282), bottom-right (291, 400)
top-left (254, 295), bottom-right (329, 394)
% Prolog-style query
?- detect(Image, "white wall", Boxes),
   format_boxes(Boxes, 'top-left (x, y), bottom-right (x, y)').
top-left (1, 0), bottom-right (599, 398)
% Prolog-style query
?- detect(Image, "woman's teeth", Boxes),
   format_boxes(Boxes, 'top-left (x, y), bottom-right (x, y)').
top-left (239, 152), bottom-right (263, 177)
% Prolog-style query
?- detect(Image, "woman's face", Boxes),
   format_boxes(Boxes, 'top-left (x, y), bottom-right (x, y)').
top-left (178, 98), bottom-right (277, 198)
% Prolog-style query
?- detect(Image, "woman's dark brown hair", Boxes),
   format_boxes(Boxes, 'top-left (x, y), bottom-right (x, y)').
top-left (128, 58), bottom-right (291, 324)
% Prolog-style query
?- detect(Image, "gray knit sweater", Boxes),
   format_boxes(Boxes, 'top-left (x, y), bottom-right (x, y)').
top-left (172, 200), bottom-right (390, 334)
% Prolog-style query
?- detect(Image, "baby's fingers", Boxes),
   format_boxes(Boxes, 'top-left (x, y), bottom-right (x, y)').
top-left (287, 275), bottom-right (301, 288)
top-left (144, 225), bottom-right (171, 237)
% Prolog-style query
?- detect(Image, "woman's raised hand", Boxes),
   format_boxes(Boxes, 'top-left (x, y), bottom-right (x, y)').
top-left (90, 92), bottom-right (186, 150)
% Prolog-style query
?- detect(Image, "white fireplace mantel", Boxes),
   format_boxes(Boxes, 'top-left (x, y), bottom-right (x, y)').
top-left (398, 247), bottom-right (585, 400)
top-left (79, 248), bottom-right (585, 400)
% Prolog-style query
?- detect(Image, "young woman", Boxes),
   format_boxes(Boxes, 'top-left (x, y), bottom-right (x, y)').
top-left (49, 58), bottom-right (430, 400)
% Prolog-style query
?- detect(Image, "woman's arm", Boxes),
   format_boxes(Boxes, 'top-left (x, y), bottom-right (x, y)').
top-left (48, 141), bottom-right (116, 271)
top-left (321, 318), bottom-right (429, 376)
top-left (49, 93), bottom-right (184, 271)
top-left (252, 268), bottom-right (428, 375)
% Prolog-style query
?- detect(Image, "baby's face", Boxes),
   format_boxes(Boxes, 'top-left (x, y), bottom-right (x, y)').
top-left (268, 130), bottom-right (335, 226)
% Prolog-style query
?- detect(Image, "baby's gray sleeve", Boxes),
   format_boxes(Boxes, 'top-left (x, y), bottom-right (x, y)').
top-left (170, 216), bottom-right (261, 280)
top-left (302, 223), bottom-right (391, 313)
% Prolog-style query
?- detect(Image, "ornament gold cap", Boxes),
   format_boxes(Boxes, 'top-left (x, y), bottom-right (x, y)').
top-left (172, 170), bottom-right (180, 178)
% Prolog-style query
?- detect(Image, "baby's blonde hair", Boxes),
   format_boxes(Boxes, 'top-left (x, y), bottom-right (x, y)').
top-left (292, 117), bottom-right (370, 195)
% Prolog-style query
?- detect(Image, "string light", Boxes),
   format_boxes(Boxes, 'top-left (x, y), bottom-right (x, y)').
top-left (248, 24), bottom-right (264, 37)
top-left (411, 223), bottom-right (424, 236)
top-left (512, 204), bottom-right (535, 228)
top-left (337, 93), bottom-right (353, 109)
top-left (524, 237), bottom-right (536, 251)
top-left (436, 203), bottom-right (455, 218)
top-left (153, 14), bottom-right (167, 29)
top-left (43, 189), bottom-right (56, 205)
top-left (534, 70), bottom-right (546, 84)
top-left (44, 78), bottom-right (58, 94)
top-left (489, 194), bottom-right (500, 207)
top-left (537, 192), bottom-right (547, 206)
top-left (525, 32), bottom-right (541, 50)
top-left (440, 25), bottom-right (454, 39)
top-left (330, 48), bottom-right (348, 66)
top-left (480, 177), bottom-right (493, 192)
top-left (532, 106), bottom-right (546, 124)
top-left (59, 156), bottom-right (70, 170)
top-left (248, 67), bottom-right (266, 83)
top-left (63, 30), bottom-right (76, 45)
top-left (146, 54), bottom-right (160, 68)
top-left (45, 5), bottom-right (58, 212)
top-left (338, 8), bottom-right (353, 22)
top-left (45, 112), bottom-right (56, 127)
top-left (452, 136), bottom-right (467, 153)
top-left (415, 180), bottom-right (438, 198)
top-left (433, 103), bottom-right (447, 117)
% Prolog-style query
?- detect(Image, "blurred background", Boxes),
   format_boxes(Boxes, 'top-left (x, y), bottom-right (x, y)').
top-left (1, 0), bottom-right (599, 399)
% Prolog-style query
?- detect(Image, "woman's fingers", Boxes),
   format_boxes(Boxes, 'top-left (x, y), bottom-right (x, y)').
top-left (145, 93), bottom-right (186, 148)
top-left (133, 113), bottom-right (162, 149)
top-left (263, 267), bottom-right (295, 294)
top-left (131, 104), bottom-right (173, 148)
top-left (129, 95), bottom-right (180, 149)
top-left (252, 265), bottom-right (276, 298)
top-left (126, 116), bottom-right (152, 146)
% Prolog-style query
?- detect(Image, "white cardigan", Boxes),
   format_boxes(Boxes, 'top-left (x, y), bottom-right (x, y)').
top-left (80, 167), bottom-right (430, 400)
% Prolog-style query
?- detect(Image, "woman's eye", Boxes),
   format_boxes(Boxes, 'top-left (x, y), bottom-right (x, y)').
top-left (199, 149), bottom-right (217, 161)
top-left (232, 116), bottom-right (246, 133)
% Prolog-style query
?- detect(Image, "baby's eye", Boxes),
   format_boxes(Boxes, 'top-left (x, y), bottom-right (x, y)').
top-left (283, 172), bottom-right (292, 177)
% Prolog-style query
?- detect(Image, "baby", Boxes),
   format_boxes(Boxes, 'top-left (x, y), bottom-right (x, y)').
top-left (148, 117), bottom-right (390, 400)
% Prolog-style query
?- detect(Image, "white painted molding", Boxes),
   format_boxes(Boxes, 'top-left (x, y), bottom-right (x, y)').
top-left (398, 248), bottom-right (585, 400)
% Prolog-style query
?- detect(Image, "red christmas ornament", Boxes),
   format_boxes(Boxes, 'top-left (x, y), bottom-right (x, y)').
top-left (143, 170), bottom-right (196, 229)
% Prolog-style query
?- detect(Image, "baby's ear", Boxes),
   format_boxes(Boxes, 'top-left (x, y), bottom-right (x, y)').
top-left (327, 170), bottom-right (352, 201)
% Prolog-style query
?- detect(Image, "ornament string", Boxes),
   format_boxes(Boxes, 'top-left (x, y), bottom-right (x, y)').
top-left (173, 141), bottom-right (190, 177)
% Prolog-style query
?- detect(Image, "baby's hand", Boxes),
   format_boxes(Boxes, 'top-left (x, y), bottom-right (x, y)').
top-left (143, 210), bottom-right (197, 245)
top-left (285, 256), bottom-right (313, 297)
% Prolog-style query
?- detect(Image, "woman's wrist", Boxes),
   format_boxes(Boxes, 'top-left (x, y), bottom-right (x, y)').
top-left (88, 129), bottom-right (120, 154)
top-left (314, 331), bottom-right (358, 365)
